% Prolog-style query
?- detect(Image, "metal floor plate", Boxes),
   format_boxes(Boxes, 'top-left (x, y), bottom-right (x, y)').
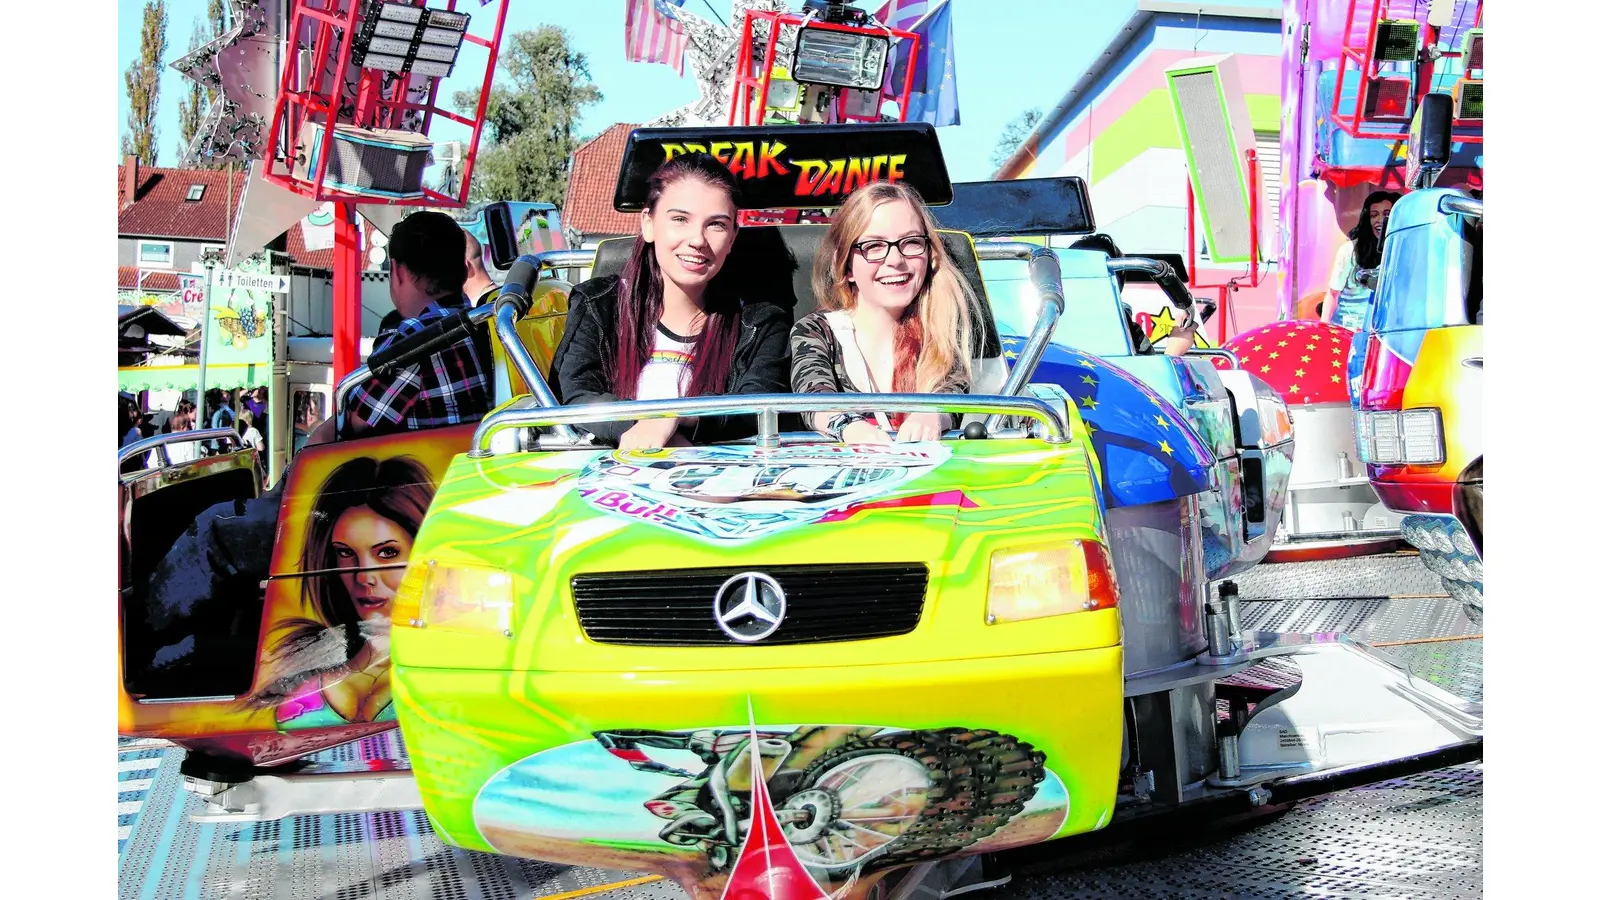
top-left (118, 556), bottom-right (1481, 899)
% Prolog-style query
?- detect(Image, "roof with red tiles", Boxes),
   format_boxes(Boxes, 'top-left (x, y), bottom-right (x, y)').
top-left (562, 124), bottom-right (642, 239)
top-left (118, 267), bottom-right (181, 292)
top-left (117, 160), bottom-right (333, 272)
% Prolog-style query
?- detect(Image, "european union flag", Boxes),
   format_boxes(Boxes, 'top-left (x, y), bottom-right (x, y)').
top-left (887, 0), bottom-right (960, 126)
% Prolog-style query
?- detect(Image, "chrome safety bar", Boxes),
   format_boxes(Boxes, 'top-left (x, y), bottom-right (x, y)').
top-left (1439, 194), bottom-right (1483, 219)
top-left (118, 427), bottom-right (242, 468)
top-left (1187, 347), bottom-right (1242, 368)
top-left (974, 241), bottom-right (1039, 262)
top-left (470, 392), bottom-right (1070, 457)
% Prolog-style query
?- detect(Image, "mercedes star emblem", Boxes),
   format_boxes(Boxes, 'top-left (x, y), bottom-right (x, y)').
top-left (713, 572), bottom-right (787, 643)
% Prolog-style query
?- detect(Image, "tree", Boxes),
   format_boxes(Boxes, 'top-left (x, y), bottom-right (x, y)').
top-left (122, 0), bottom-right (169, 166)
top-left (452, 26), bottom-right (603, 203)
top-left (991, 107), bottom-right (1043, 169)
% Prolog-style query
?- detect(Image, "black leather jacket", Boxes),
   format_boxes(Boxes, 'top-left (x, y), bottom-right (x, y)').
top-left (548, 275), bottom-right (793, 445)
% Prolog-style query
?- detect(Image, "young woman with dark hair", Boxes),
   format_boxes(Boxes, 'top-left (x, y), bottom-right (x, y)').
top-left (548, 153), bottom-right (792, 449)
top-left (252, 455), bottom-right (435, 728)
top-left (1324, 190), bottom-right (1402, 323)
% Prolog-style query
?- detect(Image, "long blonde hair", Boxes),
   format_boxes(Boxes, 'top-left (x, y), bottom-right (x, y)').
top-left (812, 182), bottom-right (979, 393)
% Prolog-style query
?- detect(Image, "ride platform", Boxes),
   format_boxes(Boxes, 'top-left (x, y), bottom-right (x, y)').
top-left (118, 554), bottom-right (1481, 900)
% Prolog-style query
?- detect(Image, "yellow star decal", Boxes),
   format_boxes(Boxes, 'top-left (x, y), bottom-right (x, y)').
top-left (1331, 374), bottom-right (1342, 383)
top-left (1300, 355), bottom-right (1311, 363)
top-left (1084, 420), bottom-right (1097, 434)
top-left (1330, 346), bottom-right (1342, 355)
top-left (1154, 414), bottom-right (1171, 429)
top-left (1241, 355), bottom-right (1251, 363)
top-left (1295, 368), bottom-right (1306, 377)
top-left (1268, 351), bottom-right (1280, 359)
top-left (1289, 384), bottom-right (1300, 394)
top-left (1077, 357), bottom-right (1097, 369)
top-left (1004, 350), bottom-right (1018, 360)
top-left (1306, 344), bottom-right (1318, 352)
top-left (1079, 395), bottom-right (1100, 411)
top-left (1144, 306), bottom-right (1187, 346)
top-left (1261, 364), bottom-right (1272, 373)
top-left (1158, 440), bottom-right (1175, 456)
top-left (1277, 340), bottom-right (1288, 347)
top-left (1287, 330), bottom-right (1300, 337)
top-left (1311, 333), bottom-right (1322, 341)
top-left (1081, 374), bottom-right (1097, 386)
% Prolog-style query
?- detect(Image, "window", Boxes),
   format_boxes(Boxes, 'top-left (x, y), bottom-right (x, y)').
top-left (137, 240), bottom-right (174, 268)
top-left (186, 184), bottom-right (206, 201)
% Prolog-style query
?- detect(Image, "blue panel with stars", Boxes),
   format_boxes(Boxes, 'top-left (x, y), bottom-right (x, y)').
top-left (1005, 336), bottom-right (1213, 509)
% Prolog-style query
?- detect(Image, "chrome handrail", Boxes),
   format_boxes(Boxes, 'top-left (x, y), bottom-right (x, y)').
top-left (1439, 194), bottom-right (1483, 219)
top-left (491, 249), bottom-right (597, 444)
top-left (470, 392), bottom-right (1070, 457)
top-left (1186, 347), bottom-right (1242, 368)
top-left (119, 427), bottom-right (242, 468)
top-left (975, 241), bottom-right (1040, 262)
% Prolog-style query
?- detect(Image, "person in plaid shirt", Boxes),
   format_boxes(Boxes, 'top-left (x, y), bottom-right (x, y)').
top-left (335, 212), bottom-right (493, 441)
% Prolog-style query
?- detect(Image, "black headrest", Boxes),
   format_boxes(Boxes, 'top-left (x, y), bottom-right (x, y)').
top-left (591, 227), bottom-right (1001, 357)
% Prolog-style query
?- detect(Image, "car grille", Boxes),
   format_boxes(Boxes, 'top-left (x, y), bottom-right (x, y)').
top-left (571, 564), bottom-right (929, 646)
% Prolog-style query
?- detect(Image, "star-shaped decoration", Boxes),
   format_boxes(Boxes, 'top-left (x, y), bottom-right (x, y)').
top-left (1306, 344), bottom-right (1319, 352)
top-left (1077, 357), bottom-right (1097, 369)
top-left (1158, 440), bottom-right (1175, 456)
top-left (1241, 355), bottom-right (1251, 363)
top-left (1154, 414), bottom-right (1171, 429)
top-left (1268, 351), bottom-right (1280, 359)
top-left (1002, 336), bottom-right (1021, 347)
top-left (1081, 374), bottom-right (1097, 386)
top-left (1330, 345), bottom-right (1342, 355)
top-left (1084, 420), bottom-right (1097, 434)
top-left (1261, 364), bottom-right (1272, 373)
top-left (1311, 333), bottom-right (1323, 341)
top-left (1277, 340), bottom-right (1288, 347)
top-left (1295, 368), bottom-right (1306, 377)
top-left (1004, 350), bottom-right (1019, 360)
top-left (1288, 330), bottom-right (1300, 337)
top-left (1079, 395), bottom-right (1100, 411)
top-left (1301, 355), bottom-right (1311, 363)
top-left (1331, 374), bottom-right (1342, 383)
top-left (1288, 384), bottom-right (1300, 394)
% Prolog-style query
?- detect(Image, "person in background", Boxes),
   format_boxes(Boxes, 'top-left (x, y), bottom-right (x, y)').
top-left (238, 409), bottom-right (267, 453)
top-left (1324, 190), bottom-right (1401, 325)
top-left (463, 231), bottom-right (500, 308)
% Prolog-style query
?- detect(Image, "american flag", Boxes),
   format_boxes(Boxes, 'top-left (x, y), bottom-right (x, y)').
top-left (875, 0), bottom-right (959, 125)
top-left (876, 0), bottom-right (932, 101)
top-left (625, 0), bottom-right (690, 75)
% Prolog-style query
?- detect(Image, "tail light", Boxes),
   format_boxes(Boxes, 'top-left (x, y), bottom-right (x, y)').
top-left (1355, 408), bottom-right (1444, 465)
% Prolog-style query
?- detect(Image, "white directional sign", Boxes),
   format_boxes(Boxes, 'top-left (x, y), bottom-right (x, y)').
top-left (215, 270), bottom-right (290, 293)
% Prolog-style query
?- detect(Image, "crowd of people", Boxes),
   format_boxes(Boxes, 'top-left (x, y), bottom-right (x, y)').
top-left (118, 387), bottom-right (279, 478)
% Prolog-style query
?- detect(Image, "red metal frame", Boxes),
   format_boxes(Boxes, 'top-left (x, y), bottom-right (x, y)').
top-left (1185, 149), bottom-right (1265, 345)
top-left (728, 10), bottom-right (921, 127)
top-left (1328, 0), bottom-right (1483, 144)
top-left (261, 0), bottom-right (509, 207)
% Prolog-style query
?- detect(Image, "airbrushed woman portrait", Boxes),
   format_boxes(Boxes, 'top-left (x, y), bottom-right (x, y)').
top-left (251, 456), bottom-right (435, 729)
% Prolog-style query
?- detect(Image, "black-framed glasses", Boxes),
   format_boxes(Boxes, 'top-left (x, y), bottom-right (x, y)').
top-left (852, 234), bottom-right (932, 262)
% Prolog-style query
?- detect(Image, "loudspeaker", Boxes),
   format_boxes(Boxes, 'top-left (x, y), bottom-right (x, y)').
top-left (1406, 92), bottom-right (1454, 190)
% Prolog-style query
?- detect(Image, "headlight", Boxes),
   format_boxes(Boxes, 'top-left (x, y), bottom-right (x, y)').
top-left (986, 540), bottom-right (1119, 625)
top-left (1355, 408), bottom-right (1444, 465)
top-left (412, 561), bottom-right (518, 638)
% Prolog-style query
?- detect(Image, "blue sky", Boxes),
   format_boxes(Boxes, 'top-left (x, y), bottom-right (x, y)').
top-left (114, 0), bottom-right (1246, 182)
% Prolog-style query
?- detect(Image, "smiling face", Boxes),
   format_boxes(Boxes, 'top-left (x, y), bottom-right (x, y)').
top-left (641, 177), bottom-right (737, 297)
top-left (1368, 199), bottom-right (1394, 240)
top-left (848, 199), bottom-right (931, 319)
top-left (330, 505), bottom-right (413, 619)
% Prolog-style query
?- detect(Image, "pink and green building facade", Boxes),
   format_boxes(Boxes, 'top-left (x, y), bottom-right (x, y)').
top-left (994, 1), bottom-right (1285, 333)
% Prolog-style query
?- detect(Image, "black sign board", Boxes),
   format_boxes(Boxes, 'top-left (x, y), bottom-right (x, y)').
top-left (929, 177), bottom-right (1097, 237)
top-left (613, 123), bottom-right (954, 212)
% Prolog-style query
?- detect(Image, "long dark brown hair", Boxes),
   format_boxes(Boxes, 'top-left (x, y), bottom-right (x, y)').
top-left (611, 153), bottom-right (744, 400)
top-left (1351, 190), bottom-right (1402, 269)
top-left (298, 456), bottom-right (435, 656)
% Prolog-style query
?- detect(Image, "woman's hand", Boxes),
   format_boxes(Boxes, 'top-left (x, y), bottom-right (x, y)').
top-left (1164, 309), bottom-right (1199, 358)
top-left (895, 412), bottom-right (945, 443)
top-left (619, 418), bottom-right (682, 450)
top-left (841, 420), bottom-right (894, 444)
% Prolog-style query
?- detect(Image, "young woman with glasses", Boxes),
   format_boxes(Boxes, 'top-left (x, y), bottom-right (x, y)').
top-left (790, 181), bottom-right (983, 444)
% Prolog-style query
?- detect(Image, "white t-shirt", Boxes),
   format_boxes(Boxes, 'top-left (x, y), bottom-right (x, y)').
top-left (241, 426), bottom-right (266, 452)
top-left (635, 324), bottom-right (698, 402)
